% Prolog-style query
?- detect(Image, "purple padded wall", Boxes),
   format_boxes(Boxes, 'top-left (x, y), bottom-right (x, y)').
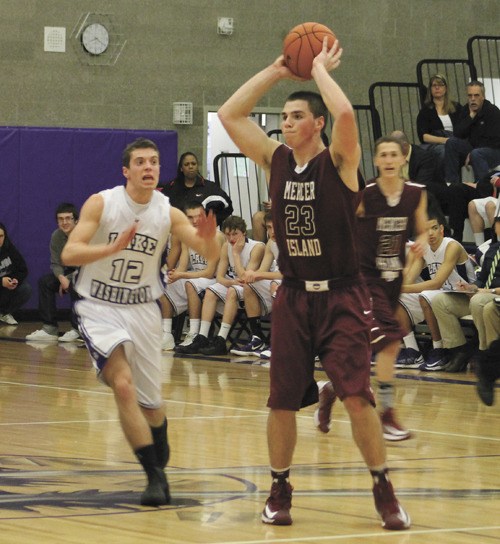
top-left (0, 127), bottom-right (178, 311)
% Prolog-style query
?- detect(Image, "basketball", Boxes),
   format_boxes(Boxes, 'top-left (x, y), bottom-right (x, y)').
top-left (283, 22), bottom-right (336, 80)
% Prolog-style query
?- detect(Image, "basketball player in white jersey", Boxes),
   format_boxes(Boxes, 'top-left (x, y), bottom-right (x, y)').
top-left (176, 215), bottom-right (265, 355)
top-left (161, 201), bottom-right (225, 349)
top-left (61, 138), bottom-right (219, 506)
top-left (398, 212), bottom-right (476, 370)
top-left (231, 212), bottom-right (282, 356)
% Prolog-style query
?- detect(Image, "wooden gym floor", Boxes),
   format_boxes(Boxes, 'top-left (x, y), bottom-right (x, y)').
top-left (0, 321), bottom-right (499, 544)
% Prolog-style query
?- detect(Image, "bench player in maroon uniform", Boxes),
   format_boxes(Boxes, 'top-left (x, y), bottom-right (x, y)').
top-left (218, 38), bottom-right (411, 531)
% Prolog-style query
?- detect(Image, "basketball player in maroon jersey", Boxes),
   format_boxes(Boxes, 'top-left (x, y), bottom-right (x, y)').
top-left (218, 38), bottom-right (410, 530)
top-left (357, 137), bottom-right (428, 440)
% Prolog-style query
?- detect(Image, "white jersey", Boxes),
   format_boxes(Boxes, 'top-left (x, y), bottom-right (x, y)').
top-left (422, 237), bottom-right (476, 290)
top-left (226, 238), bottom-right (264, 278)
top-left (188, 247), bottom-right (209, 272)
top-left (75, 186), bottom-right (171, 305)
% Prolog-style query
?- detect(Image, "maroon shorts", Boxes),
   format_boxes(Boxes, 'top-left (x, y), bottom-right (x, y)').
top-left (366, 278), bottom-right (405, 353)
top-left (268, 280), bottom-right (375, 411)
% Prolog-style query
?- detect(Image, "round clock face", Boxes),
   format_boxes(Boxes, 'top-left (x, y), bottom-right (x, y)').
top-left (81, 23), bottom-right (109, 55)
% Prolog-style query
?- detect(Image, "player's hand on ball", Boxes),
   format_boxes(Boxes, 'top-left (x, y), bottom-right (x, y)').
top-left (313, 38), bottom-right (342, 73)
top-left (271, 55), bottom-right (306, 81)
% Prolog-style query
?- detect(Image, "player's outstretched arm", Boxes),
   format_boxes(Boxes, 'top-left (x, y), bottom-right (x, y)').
top-left (62, 194), bottom-right (137, 266)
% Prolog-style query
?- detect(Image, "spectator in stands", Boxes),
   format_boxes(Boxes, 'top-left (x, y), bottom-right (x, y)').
top-left (26, 203), bottom-right (81, 342)
top-left (231, 212), bottom-right (282, 356)
top-left (417, 74), bottom-right (463, 161)
top-left (445, 81), bottom-right (500, 185)
top-left (396, 212), bottom-right (476, 371)
top-left (432, 216), bottom-right (500, 372)
top-left (161, 201), bottom-right (225, 350)
top-left (444, 81), bottom-right (500, 241)
top-left (468, 168), bottom-right (500, 246)
top-left (175, 215), bottom-right (264, 355)
top-left (161, 151), bottom-right (233, 226)
top-left (0, 222), bottom-right (31, 325)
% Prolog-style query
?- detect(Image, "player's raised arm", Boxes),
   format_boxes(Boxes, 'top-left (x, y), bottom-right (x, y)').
top-left (218, 57), bottom-right (295, 175)
top-left (311, 38), bottom-right (361, 191)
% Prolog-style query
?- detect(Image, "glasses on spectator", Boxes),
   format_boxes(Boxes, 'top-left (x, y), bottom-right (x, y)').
top-left (57, 215), bottom-right (75, 223)
top-left (431, 82), bottom-right (446, 88)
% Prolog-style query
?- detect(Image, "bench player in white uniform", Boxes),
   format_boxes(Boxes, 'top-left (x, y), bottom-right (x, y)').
top-left (231, 212), bottom-right (282, 356)
top-left (161, 201), bottom-right (225, 350)
top-left (176, 215), bottom-right (265, 355)
top-left (61, 138), bottom-right (219, 507)
top-left (397, 212), bottom-right (476, 370)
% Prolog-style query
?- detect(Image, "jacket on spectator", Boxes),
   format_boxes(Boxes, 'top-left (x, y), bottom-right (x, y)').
top-left (453, 100), bottom-right (500, 150)
top-left (416, 101), bottom-right (463, 143)
top-left (408, 144), bottom-right (439, 185)
top-left (0, 222), bottom-right (28, 286)
top-left (161, 175), bottom-right (233, 226)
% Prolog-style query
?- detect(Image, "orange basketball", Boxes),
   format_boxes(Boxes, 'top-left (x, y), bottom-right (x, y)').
top-left (283, 22), bottom-right (336, 80)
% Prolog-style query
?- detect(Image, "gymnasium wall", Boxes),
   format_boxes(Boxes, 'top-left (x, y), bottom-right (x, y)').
top-left (1, 1), bottom-right (498, 160)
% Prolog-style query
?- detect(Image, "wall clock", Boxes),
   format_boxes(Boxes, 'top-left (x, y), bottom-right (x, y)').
top-left (81, 22), bottom-right (110, 55)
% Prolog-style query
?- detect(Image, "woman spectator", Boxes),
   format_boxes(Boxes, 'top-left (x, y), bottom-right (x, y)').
top-left (161, 151), bottom-right (233, 226)
top-left (417, 74), bottom-right (463, 161)
top-left (0, 222), bottom-right (32, 325)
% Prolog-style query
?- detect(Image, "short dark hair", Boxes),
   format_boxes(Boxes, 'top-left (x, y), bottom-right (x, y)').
top-left (467, 80), bottom-right (485, 95)
top-left (286, 91), bottom-right (328, 120)
top-left (55, 202), bottom-right (78, 221)
top-left (183, 200), bottom-right (205, 213)
top-left (222, 215), bottom-right (247, 234)
top-left (122, 138), bottom-right (159, 167)
top-left (264, 211), bottom-right (273, 224)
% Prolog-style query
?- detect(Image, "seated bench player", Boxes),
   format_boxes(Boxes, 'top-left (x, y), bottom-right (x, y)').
top-left (175, 215), bottom-right (265, 355)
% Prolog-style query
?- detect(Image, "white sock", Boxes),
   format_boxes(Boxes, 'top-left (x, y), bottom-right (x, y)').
top-left (162, 318), bottom-right (172, 333)
top-left (433, 340), bottom-right (443, 349)
top-left (474, 232), bottom-right (485, 246)
top-left (403, 331), bottom-right (419, 352)
top-left (189, 319), bottom-right (200, 335)
top-left (218, 322), bottom-right (231, 340)
top-left (199, 320), bottom-right (211, 338)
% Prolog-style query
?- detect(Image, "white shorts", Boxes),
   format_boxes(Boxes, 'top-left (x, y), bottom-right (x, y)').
top-left (164, 277), bottom-right (216, 315)
top-left (248, 279), bottom-right (275, 316)
top-left (75, 298), bottom-right (163, 409)
top-left (399, 290), bottom-right (448, 327)
top-left (206, 282), bottom-right (245, 314)
top-left (472, 197), bottom-right (498, 228)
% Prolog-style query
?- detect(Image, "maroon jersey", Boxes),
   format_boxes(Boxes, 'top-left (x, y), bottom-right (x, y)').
top-left (269, 145), bottom-right (360, 280)
top-left (358, 180), bottom-right (423, 283)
